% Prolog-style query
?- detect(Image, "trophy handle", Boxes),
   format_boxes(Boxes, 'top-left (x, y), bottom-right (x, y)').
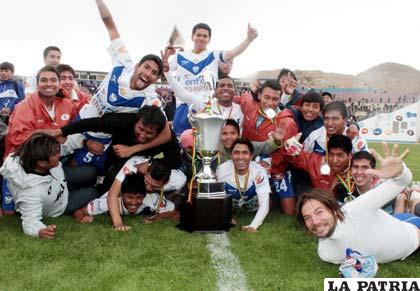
top-left (188, 104), bottom-right (196, 128)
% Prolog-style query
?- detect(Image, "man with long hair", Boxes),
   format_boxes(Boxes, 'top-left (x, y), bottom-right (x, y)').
top-left (296, 144), bottom-right (419, 263)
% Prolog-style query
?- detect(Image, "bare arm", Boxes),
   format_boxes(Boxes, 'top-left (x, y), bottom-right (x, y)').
top-left (348, 144), bottom-right (411, 214)
top-left (113, 122), bottom-right (172, 158)
top-left (106, 179), bottom-right (130, 231)
top-left (224, 23), bottom-right (258, 62)
top-left (95, 0), bottom-right (120, 41)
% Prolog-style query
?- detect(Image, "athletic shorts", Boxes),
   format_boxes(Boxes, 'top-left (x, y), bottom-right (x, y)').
top-left (271, 171), bottom-right (295, 199)
top-left (393, 213), bottom-right (420, 228)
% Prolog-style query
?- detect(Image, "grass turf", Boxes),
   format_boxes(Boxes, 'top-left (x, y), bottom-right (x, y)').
top-left (0, 142), bottom-right (419, 290)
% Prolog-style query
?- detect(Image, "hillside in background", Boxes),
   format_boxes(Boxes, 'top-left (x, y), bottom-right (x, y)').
top-left (249, 62), bottom-right (420, 94)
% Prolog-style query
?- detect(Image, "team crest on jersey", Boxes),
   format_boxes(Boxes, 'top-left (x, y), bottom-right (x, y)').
top-left (255, 174), bottom-right (265, 184)
top-left (192, 66), bottom-right (199, 73)
top-left (4, 196), bottom-right (13, 204)
top-left (119, 88), bottom-right (127, 96)
top-left (109, 93), bottom-right (117, 102)
top-left (61, 114), bottom-right (70, 121)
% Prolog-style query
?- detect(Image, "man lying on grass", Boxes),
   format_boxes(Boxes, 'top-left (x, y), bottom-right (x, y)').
top-left (74, 173), bottom-right (175, 223)
top-left (0, 133), bottom-right (97, 239)
top-left (106, 158), bottom-right (181, 231)
top-left (217, 139), bottom-right (270, 233)
top-left (296, 143), bottom-right (420, 263)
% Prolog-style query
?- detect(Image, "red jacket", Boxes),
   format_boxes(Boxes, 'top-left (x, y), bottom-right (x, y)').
top-left (234, 93), bottom-right (280, 142)
top-left (284, 149), bottom-right (337, 191)
top-left (62, 89), bottom-right (89, 113)
top-left (271, 108), bottom-right (300, 174)
top-left (5, 93), bottom-right (77, 157)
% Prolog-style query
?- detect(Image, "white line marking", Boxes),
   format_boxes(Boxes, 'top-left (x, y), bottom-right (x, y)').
top-left (207, 233), bottom-right (249, 291)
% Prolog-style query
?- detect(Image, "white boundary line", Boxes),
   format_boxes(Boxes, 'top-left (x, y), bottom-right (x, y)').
top-left (207, 233), bottom-right (249, 291)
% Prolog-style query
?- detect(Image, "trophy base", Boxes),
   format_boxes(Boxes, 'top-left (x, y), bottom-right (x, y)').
top-left (179, 182), bottom-right (232, 232)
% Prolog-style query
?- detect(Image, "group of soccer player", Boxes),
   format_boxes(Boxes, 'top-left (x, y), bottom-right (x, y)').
top-left (0, 0), bottom-right (419, 265)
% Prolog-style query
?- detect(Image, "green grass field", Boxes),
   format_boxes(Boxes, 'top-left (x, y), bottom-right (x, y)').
top-left (0, 143), bottom-right (419, 291)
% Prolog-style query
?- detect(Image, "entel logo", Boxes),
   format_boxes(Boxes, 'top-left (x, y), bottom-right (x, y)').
top-left (185, 76), bottom-right (205, 86)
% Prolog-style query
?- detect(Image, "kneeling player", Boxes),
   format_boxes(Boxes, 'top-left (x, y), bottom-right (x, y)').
top-left (216, 139), bottom-right (270, 233)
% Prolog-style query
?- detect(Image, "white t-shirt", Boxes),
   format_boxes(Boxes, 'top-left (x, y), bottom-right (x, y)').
top-left (303, 126), bottom-right (329, 155)
top-left (318, 166), bottom-right (418, 264)
top-left (116, 156), bottom-right (186, 192)
top-left (169, 49), bottom-right (225, 108)
top-left (211, 102), bottom-right (244, 128)
top-left (216, 160), bottom-right (270, 229)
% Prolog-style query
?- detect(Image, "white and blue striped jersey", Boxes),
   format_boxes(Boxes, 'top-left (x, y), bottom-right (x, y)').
top-left (303, 126), bottom-right (329, 155)
top-left (304, 126), bottom-right (369, 155)
top-left (78, 38), bottom-right (155, 120)
top-left (216, 160), bottom-right (270, 229)
top-left (169, 49), bottom-right (225, 109)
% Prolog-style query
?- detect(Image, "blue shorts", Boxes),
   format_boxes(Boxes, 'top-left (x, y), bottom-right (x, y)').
top-left (1, 179), bottom-right (14, 211)
top-left (271, 171), bottom-right (295, 199)
top-left (393, 213), bottom-right (420, 228)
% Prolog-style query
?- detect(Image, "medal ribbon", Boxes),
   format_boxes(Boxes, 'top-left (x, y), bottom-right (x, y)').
top-left (216, 102), bottom-right (233, 120)
top-left (336, 170), bottom-right (355, 200)
top-left (234, 170), bottom-right (250, 200)
top-left (257, 107), bottom-right (275, 124)
top-left (155, 188), bottom-right (165, 213)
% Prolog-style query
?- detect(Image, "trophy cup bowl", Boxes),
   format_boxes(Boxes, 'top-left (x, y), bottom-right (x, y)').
top-left (191, 112), bottom-right (225, 183)
top-left (180, 110), bottom-right (232, 232)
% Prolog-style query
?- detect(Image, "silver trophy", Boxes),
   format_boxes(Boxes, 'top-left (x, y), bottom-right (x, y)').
top-left (167, 25), bottom-right (185, 50)
top-left (191, 111), bottom-right (225, 183)
top-left (180, 105), bottom-right (232, 231)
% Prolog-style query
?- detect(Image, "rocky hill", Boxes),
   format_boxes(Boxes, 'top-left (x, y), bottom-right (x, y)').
top-left (248, 62), bottom-right (420, 94)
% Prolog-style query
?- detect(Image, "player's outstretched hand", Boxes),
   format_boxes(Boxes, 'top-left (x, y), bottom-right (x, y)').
top-left (284, 133), bottom-right (303, 156)
top-left (38, 225), bottom-right (57, 239)
top-left (367, 143), bottom-right (409, 179)
top-left (143, 215), bottom-right (158, 224)
top-left (247, 23), bottom-right (258, 42)
top-left (242, 226), bottom-right (257, 233)
top-left (113, 144), bottom-right (134, 158)
top-left (113, 224), bottom-right (131, 232)
top-left (43, 129), bottom-right (63, 138)
top-left (86, 139), bottom-right (105, 155)
top-left (284, 72), bottom-right (297, 95)
top-left (161, 47), bottom-right (176, 73)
